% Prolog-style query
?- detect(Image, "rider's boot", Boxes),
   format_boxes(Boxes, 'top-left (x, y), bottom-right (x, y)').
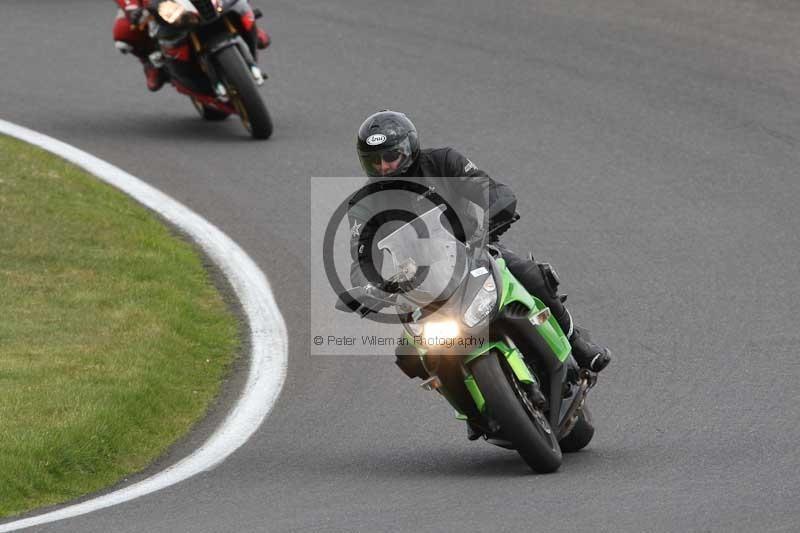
top-left (142, 61), bottom-right (167, 92)
top-left (142, 50), bottom-right (169, 92)
top-left (549, 303), bottom-right (611, 372)
top-left (115, 40), bottom-right (167, 92)
top-left (567, 321), bottom-right (612, 372)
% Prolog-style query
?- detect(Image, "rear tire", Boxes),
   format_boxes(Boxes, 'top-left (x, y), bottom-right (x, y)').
top-left (190, 97), bottom-right (230, 121)
top-left (471, 351), bottom-right (562, 473)
top-left (214, 46), bottom-right (272, 139)
top-left (558, 406), bottom-right (595, 453)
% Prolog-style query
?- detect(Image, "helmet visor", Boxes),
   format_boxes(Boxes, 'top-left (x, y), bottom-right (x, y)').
top-left (359, 138), bottom-right (414, 177)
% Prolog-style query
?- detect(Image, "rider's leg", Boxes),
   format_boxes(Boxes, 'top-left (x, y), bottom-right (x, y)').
top-left (113, 11), bottom-right (166, 92)
top-left (499, 246), bottom-right (611, 372)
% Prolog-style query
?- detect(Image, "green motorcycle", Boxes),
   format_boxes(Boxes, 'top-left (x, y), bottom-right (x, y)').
top-left (336, 205), bottom-right (598, 473)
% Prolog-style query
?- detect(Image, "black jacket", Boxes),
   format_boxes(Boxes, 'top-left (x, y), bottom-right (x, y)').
top-left (347, 147), bottom-right (517, 287)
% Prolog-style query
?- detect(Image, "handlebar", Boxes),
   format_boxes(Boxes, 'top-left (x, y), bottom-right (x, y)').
top-left (467, 212), bottom-right (520, 247)
top-left (337, 213), bottom-right (519, 316)
top-left (335, 285), bottom-right (397, 316)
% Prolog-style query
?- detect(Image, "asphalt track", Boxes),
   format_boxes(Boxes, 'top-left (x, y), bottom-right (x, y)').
top-left (2, 1), bottom-right (799, 531)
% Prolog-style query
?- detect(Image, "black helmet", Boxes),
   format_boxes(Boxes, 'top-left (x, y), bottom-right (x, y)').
top-left (357, 110), bottom-right (420, 177)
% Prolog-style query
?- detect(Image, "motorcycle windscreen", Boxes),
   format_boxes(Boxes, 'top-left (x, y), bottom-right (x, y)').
top-left (377, 205), bottom-right (468, 306)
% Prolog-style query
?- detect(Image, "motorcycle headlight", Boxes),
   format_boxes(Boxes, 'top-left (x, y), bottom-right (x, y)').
top-left (463, 276), bottom-right (498, 328)
top-left (423, 320), bottom-right (460, 341)
top-left (157, 0), bottom-right (201, 26)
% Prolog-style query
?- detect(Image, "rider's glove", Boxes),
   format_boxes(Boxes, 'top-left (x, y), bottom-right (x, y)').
top-left (359, 284), bottom-right (391, 313)
top-left (380, 279), bottom-right (415, 295)
top-left (487, 211), bottom-right (519, 241)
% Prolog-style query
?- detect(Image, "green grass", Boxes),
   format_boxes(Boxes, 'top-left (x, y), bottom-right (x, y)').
top-left (0, 135), bottom-right (239, 518)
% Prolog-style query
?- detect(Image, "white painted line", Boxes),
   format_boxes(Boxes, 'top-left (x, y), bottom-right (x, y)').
top-left (0, 120), bottom-right (288, 532)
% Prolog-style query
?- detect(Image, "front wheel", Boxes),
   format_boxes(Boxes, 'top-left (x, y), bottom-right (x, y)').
top-left (470, 351), bottom-right (562, 473)
top-left (214, 46), bottom-right (273, 139)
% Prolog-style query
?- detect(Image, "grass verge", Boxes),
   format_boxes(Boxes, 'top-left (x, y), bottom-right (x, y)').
top-left (0, 135), bottom-right (239, 518)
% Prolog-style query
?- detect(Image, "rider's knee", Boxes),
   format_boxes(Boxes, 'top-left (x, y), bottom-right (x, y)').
top-left (510, 258), bottom-right (550, 295)
top-left (509, 257), bottom-right (568, 317)
top-left (536, 262), bottom-right (562, 299)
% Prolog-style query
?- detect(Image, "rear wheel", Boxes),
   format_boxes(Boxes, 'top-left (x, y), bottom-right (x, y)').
top-left (190, 97), bottom-right (230, 121)
top-left (471, 351), bottom-right (562, 473)
top-left (558, 406), bottom-right (595, 453)
top-left (214, 46), bottom-right (272, 139)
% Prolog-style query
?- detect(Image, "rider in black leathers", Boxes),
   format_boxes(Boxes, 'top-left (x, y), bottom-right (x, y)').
top-left (347, 110), bottom-right (612, 382)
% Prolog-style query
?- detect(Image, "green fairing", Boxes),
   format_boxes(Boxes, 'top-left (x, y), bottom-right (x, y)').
top-left (464, 341), bottom-right (533, 384)
top-left (495, 258), bottom-right (572, 363)
top-left (505, 348), bottom-right (535, 384)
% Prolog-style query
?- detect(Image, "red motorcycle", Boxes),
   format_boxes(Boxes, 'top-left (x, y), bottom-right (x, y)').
top-left (148, 0), bottom-right (273, 139)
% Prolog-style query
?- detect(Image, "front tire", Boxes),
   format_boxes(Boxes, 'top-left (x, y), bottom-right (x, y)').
top-left (471, 351), bottom-right (562, 473)
top-left (214, 46), bottom-right (273, 139)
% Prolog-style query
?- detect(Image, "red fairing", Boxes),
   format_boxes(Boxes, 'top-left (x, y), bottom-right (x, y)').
top-left (240, 10), bottom-right (255, 31)
top-left (171, 80), bottom-right (236, 115)
top-left (237, 9), bottom-right (270, 49)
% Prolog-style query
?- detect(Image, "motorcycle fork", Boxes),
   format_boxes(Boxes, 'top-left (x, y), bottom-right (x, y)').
top-left (222, 15), bottom-right (260, 68)
top-left (460, 341), bottom-right (539, 432)
top-left (187, 34), bottom-right (231, 102)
